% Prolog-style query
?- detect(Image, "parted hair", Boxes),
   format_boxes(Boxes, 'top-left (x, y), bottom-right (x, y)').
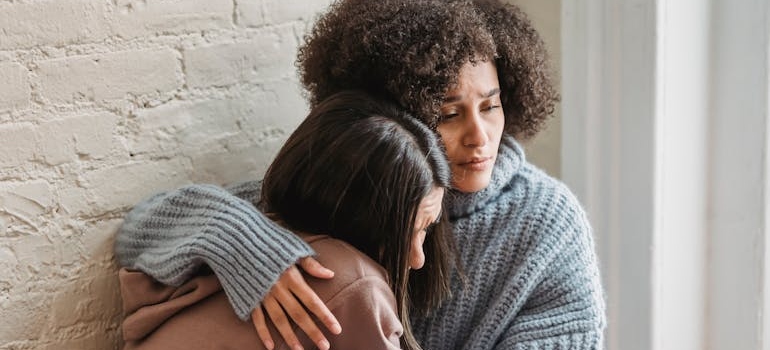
top-left (260, 91), bottom-right (455, 350)
top-left (297, 0), bottom-right (558, 138)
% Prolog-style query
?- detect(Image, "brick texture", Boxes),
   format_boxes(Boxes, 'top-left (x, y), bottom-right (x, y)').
top-left (37, 49), bottom-right (181, 103)
top-left (184, 26), bottom-right (298, 87)
top-left (0, 63), bottom-right (30, 111)
top-left (0, 0), bottom-right (333, 348)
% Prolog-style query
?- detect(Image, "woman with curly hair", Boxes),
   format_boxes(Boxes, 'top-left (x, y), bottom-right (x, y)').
top-left (116, 0), bottom-right (606, 349)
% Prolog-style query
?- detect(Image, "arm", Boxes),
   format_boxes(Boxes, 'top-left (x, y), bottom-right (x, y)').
top-left (114, 182), bottom-right (315, 321)
top-left (495, 194), bottom-right (606, 349)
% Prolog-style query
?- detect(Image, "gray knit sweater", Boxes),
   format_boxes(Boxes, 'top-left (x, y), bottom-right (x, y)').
top-left (115, 135), bottom-right (606, 349)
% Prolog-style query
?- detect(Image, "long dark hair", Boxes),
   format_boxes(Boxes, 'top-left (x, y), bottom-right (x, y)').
top-left (260, 91), bottom-right (455, 350)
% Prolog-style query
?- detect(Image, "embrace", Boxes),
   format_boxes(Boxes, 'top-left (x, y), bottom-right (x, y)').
top-left (115, 0), bottom-right (606, 349)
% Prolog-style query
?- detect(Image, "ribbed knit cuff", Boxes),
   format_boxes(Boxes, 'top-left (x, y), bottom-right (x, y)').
top-left (181, 186), bottom-right (315, 320)
top-left (193, 208), bottom-right (315, 320)
top-left (116, 184), bottom-right (315, 321)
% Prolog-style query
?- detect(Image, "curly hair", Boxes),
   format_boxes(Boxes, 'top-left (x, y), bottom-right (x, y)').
top-left (297, 0), bottom-right (558, 138)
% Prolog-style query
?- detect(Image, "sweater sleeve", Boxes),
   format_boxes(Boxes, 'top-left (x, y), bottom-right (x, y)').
top-left (114, 181), bottom-right (315, 321)
top-left (495, 190), bottom-right (606, 350)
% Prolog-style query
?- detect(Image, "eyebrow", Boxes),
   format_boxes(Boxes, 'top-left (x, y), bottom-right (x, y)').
top-left (443, 87), bottom-right (501, 103)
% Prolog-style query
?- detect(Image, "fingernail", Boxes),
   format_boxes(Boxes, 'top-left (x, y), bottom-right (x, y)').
top-left (320, 340), bottom-right (330, 350)
top-left (331, 323), bottom-right (342, 334)
top-left (265, 341), bottom-right (274, 349)
top-left (293, 345), bottom-right (303, 350)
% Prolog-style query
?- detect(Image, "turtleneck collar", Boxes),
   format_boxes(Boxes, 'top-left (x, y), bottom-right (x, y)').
top-left (444, 135), bottom-right (525, 219)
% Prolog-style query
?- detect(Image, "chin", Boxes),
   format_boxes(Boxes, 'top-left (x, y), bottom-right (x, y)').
top-left (453, 177), bottom-right (492, 193)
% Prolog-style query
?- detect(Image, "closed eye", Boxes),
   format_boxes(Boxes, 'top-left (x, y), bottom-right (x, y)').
top-left (441, 112), bottom-right (459, 120)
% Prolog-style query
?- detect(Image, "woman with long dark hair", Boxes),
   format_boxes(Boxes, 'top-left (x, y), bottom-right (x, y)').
top-left (118, 91), bottom-right (454, 350)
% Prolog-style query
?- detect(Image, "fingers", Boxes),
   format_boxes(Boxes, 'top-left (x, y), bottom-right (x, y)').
top-left (289, 278), bottom-right (341, 335)
top-left (263, 294), bottom-right (305, 350)
top-left (295, 258), bottom-right (341, 334)
top-left (251, 307), bottom-right (274, 350)
top-left (272, 276), bottom-right (332, 350)
top-left (259, 262), bottom-right (343, 350)
top-left (298, 257), bottom-right (334, 279)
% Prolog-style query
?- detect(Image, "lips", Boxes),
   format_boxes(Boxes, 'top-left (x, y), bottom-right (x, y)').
top-left (456, 156), bottom-right (493, 171)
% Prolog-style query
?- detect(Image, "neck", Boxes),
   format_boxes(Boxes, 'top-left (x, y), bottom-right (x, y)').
top-left (444, 135), bottom-right (523, 219)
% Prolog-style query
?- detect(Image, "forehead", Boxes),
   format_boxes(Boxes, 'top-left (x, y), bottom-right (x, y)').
top-left (445, 60), bottom-right (500, 98)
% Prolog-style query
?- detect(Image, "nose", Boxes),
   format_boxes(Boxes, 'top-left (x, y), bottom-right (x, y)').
top-left (461, 111), bottom-right (489, 147)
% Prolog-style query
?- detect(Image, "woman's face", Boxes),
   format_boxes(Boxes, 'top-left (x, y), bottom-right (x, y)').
top-left (409, 186), bottom-right (444, 270)
top-left (437, 60), bottom-right (505, 193)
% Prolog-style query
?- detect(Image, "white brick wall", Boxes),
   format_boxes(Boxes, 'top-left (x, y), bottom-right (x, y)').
top-left (184, 27), bottom-right (298, 87)
top-left (37, 49), bottom-right (182, 103)
top-left (0, 63), bottom-right (30, 110)
top-left (0, 1), bottom-right (334, 348)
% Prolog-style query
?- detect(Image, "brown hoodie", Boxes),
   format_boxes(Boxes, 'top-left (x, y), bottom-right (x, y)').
top-left (119, 234), bottom-right (403, 350)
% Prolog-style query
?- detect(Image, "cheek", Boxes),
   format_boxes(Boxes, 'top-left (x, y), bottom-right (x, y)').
top-left (436, 125), bottom-right (452, 144)
top-left (487, 110), bottom-right (505, 137)
top-left (493, 114), bottom-right (505, 137)
top-left (436, 125), bottom-right (460, 156)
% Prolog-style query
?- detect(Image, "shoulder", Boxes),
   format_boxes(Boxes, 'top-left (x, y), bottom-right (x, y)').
top-left (301, 235), bottom-right (391, 301)
top-left (495, 159), bottom-right (594, 260)
top-left (514, 160), bottom-right (588, 226)
top-left (495, 136), bottom-right (588, 225)
top-left (303, 236), bottom-right (402, 349)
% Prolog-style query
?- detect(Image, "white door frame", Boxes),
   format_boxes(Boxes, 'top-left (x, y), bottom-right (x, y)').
top-left (561, 0), bottom-right (770, 349)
